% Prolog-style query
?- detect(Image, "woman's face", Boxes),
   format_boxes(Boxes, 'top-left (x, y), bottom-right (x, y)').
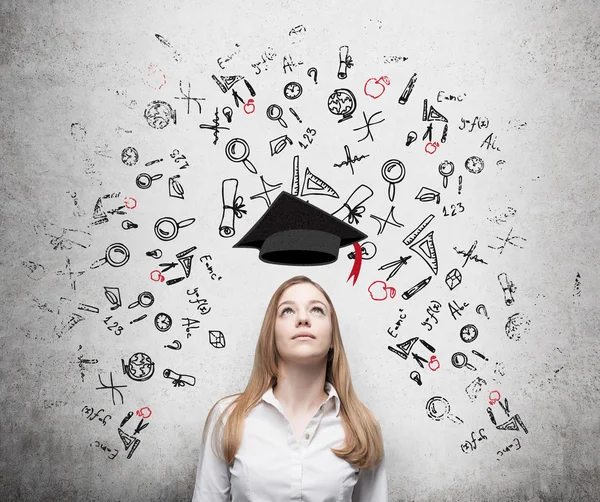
top-left (274, 282), bottom-right (333, 365)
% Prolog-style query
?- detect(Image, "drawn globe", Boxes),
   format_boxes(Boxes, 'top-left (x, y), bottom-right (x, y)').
top-left (327, 88), bottom-right (356, 121)
top-left (122, 352), bottom-right (155, 382)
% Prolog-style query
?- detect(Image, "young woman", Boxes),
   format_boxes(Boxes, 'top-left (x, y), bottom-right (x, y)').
top-left (191, 275), bottom-right (388, 501)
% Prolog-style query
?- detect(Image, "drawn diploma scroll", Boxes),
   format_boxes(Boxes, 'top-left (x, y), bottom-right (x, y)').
top-left (219, 178), bottom-right (246, 238)
top-left (332, 184), bottom-right (374, 224)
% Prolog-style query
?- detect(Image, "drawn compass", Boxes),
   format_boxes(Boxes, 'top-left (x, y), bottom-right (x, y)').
top-left (154, 312), bottom-right (173, 332)
top-left (283, 82), bottom-right (303, 100)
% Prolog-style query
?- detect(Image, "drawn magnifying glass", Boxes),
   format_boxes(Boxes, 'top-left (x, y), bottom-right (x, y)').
top-left (225, 138), bottom-right (257, 174)
top-left (438, 160), bottom-right (454, 189)
top-left (425, 396), bottom-right (463, 424)
top-left (451, 351), bottom-right (477, 371)
top-left (90, 243), bottom-right (130, 269)
top-left (381, 159), bottom-right (406, 202)
top-left (136, 173), bottom-right (163, 189)
top-left (266, 104), bottom-right (288, 128)
top-left (154, 217), bottom-right (196, 241)
top-left (128, 291), bottom-right (155, 309)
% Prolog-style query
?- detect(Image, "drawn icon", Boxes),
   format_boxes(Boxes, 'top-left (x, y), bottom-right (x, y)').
top-left (378, 255), bottom-right (411, 281)
top-left (209, 330), bottom-right (226, 348)
top-left (128, 292), bottom-right (154, 309)
top-left (333, 145), bottom-right (370, 175)
top-left (163, 368), bottom-right (196, 387)
top-left (476, 304), bottom-right (489, 318)
top-left (347, 241), bottom-right (376, 260)
top-left (288, 107), bottom-right (302, 122)
top-left (353, 111), bottom-right (385, 142)
top-left (283, 82), bottom-right (303, 100)
top-left (452, 352), bottom-right (477, 371)
top-left (401, 276), bottom-right (431, 300)
top-left (164, 340), bottom-right (182, 350)
top-left (90, 243), bottom-right (130, 269)
top-left (144, 100), bottom-right (176, 129)
top-left (219, 178), bottom-right (247, 238)
top-left (121, 147), bottom-right (139, 166)
top-left (406, 131), bottom-right (417, 146)
top-left (332, 184), bottom-right (374, 224)
top-left (243, 99), bottom-right (255, 114)
top-left (154, 217), bottom-right (196, 241)
top-left (460, 324), bottom-right (478, 343)
top-left (122, 352), bottom-right (155, 382)
top-left (199, 108), bottom-right (230, 145)
top-left (381, 159), bottom-right (405, 202)
top-left (168, 175), bottom-right (185, 199)
top-left (388, 336), bottom-right (418, 360)
top-left (211, 74), bottom-right (244, 93)
top-left (364, 76), bottom-right (390, 99)
top-left (337, 45), bottom-right (353, 79)
top-left (121, 220), bottom-right (138, 230)
top-left (498, 272), bottom-right (516, 306)
top-left (415, 187), bottom-right (440, 204)
top-left (266, 104), bottom-right (288, 128)
top-left (307, 67), bottom-right (318, 84)
top-left (269, 135), bottom-right (293, 156)
top-left (496, 414), bottom-right (528, 434)
top-left (438, 160), bottom-right (454, 189)
top-left (174, 80), bottom-right (205, 114)
top-left (445, 268), bottom-right (462, 290)
top-left (410, 371), bottom-right (422, 386)
top-left (136, 173), bottom-right (163, 189)
top-left (398, 73), bottom-right (417, 105)
top-left (327, 88), bottom-right (356, 123)
top-left (425, 396), bottom-right (463, 424)
top-left (225, 138), bottom-right (257, 174)
top-left (368, 280), bottom-right (396, 301)
top-left (104, 287), bottom-right (122, 310)
top-left (465, 155), bottom-right (485, 174)
top-left (422, 99), bottom-right (448, 122)
top-left (301, 167), bottom-right (339, 198)
top-left (146, 249), bottom-right (162, 259)
top-left (154, 313), bottom-right (172, 332)
top-left (249, 175), bottom-right (283, 208)
top-left (222, 107), bottom-right (233, 122)
top-left (370, 206), bottom-right (404, 235)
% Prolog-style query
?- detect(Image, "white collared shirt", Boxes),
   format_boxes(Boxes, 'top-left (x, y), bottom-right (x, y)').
top-left (191, 381), bottom-right (388, 501)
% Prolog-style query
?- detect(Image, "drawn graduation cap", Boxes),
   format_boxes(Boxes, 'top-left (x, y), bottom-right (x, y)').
top-left (233, 191), bottom-right (368, 271)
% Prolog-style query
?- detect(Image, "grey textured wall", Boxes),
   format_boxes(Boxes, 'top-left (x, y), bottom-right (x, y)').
top-left (1, 0), bottom-right (599, 501)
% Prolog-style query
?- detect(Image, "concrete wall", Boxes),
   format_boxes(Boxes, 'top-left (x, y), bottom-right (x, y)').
top-left (1, 0), bottom-right (599, 500)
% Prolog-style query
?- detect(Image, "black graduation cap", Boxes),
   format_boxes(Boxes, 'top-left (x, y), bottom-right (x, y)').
top-left (233, 191), bottom-right (368, 265)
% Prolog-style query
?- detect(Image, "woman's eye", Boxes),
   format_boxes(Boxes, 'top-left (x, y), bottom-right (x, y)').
top-left (312, 307), bottom-right (324, 314)
top-left (281, 307), bottom-right (293, 314)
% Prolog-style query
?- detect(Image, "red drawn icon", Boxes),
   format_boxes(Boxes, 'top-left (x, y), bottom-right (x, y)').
top-left (124, 197), bottom-right (137, 209)
top-left (489, 390), bottom-right (501, 405)
top-left (425, 142), bottom-right (440, 154)
top-left (428, 355), bottom-right (440, 371)
top-left (243, 98), bottom-right (256, 115)
top-left (364, 76), bottom-right (390, 99)
top-left (368, 280), bottom-right (396, 301)
top-left (135, 407), bottom-right (152, 418)
top-left (150, 270), bottom-right (165, 282)
top-left (143, 63), bottom-right (166, 90)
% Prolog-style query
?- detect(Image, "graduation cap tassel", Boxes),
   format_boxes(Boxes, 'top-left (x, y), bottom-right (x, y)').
top-left (346, 242), bottom-right (363, 286)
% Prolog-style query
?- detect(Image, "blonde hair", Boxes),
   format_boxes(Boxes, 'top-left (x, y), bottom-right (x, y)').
top-left (201, 275), bottom-right (384, 470)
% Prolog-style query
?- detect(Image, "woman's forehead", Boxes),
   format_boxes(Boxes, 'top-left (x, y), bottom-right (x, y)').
top-left (280, 282), bottom-right (327, 302)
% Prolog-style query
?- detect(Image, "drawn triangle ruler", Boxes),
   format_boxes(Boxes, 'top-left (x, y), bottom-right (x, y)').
top-left (118, 428), bottom-right (141, 459)
top-left (394, 337), bottom-right (419, 360)
top-left (300, 167), bottom-right (339, 198)
top-left (178, 255), bottom-right (193, 278)
top-left (495, 414), bottom-right (528, 434)
top-left (427, 104), bottom-right (448, 122)
top-left (212, 75), bottom-right (244, 93)
top-left (409, 230), bottom-right (438, 275)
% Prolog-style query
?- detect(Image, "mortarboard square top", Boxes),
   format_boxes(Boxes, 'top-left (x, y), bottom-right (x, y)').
top-left (232, 191), bottom-right (367, 265)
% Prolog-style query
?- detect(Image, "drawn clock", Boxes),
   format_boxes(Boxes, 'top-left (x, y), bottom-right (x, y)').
top-left (283, 82), bottom-right (303, 100)
top-left (460, 324), bottom-right (478, 343)
top-left (154, 312), bottom-right (173, 332)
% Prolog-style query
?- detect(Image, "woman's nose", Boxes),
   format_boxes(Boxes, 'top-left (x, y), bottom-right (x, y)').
top-left (296, 315), bottom-right (310, 326)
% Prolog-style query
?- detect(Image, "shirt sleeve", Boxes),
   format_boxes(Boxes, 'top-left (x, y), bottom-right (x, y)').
top-left (351, 451), bottom-right (388, 502)
top-left (191, 401), bottom-right (231, 502)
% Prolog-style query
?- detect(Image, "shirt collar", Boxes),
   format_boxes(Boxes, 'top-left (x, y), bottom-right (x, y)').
top-left (262, 380), bottom-right (341, 417)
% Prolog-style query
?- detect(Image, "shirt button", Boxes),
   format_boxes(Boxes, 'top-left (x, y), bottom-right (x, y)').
top-left (304, 433), bottom-right (310, 439)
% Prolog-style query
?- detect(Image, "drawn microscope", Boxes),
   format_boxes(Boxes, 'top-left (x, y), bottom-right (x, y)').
top-left (497, 272), bottom-right (516, 306)
top-left (337, 45), bottom-right (353, 79)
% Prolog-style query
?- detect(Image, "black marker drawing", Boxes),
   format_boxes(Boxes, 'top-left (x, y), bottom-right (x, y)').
top-left (388, 336), bottom-right (418, 360)
top-left (81, 405), bottom-right (111, 426)
top-left (298, 126), bottom-right (316, 150)
top-left (121, 220), bottom-right (138, 230)
top-left (573, 272), bottom-right (582, 297)
top-left (154, 216), bottom-right (195, 241)
top-left (55, 257), bottom-right (85, 291)
top-left (250, 176), bottom-right (283, 208)
top-left (460, 324), bottom-right (478, 343)
top-left (465, 376), bottom-right (487, 402)
top-left (378, 255), bottom-right (411, 281)
top-left (438, 160), bottom-right (454, 189)
top-left (307, 67), bottom-right (318, 84)
top-left (441, 123), bottom-right (448, 143)
top-left (499, 398), bottom-right (511, 417)
top-left (266, 104), bottom-right (288, 128)
top-left (170, 148), bottom-right (191, 169)
top-left (129, 314), bottom-right (146, 325)
top-left (96, 372), bottom-right (127, 405)
top-left (442, 203), bottom-right (465, 217)
top-left (90, 243), bottom-right (130, 269)
top-left (168, 175), bottom-right (185, 199)
top-left (146, 249), bottom-right (162, 259)
top-left (104, 287), bottom-right (122, 310)
top-left (178, 253), bottom-right (193, 279)
top-left (458, 175), bottom-right (462, 194)
top-left (472, 350), bottom-right (488, 361)
top-left (496, 414), bottom-right (528, 434)
top-left (288, 107), bottom-right (302, 122)
top-left (488, 227), bottom-right (526, 255)
top-left (154, 313), bottom-right (172, 332)
top-left (104, 315), bottom-right (124, 335)
top-left (420, 339), bottom-right (435, 353)
top-left (35, 221), bottom-right (92, 249)
top-left (22, 260), bottom-right (45, 280)
top-left (269, 134), bottom-right (293, 156)
top-left (220, 178), bottom-right (247, 238)
top-left (487, 407), bottom-right (497, 425)
top-left (337, 45), bottom-right (353, 79)
top-left (448, 300), bottom-right (469, 320)
top-left (199, 255), bottom-right (222, 281)
top-left (398, 73), bottom-right (417, 105)
top-left (164, 368), bottom-right (196, 387)
top-left (121, 147), bottom-right (139, 166)
top-left (454, 240), bottom-right (488, 267)
top-left (480, 132), bottom-right (501, 151)
top-left (425, 396), bottom-right (463, 424)
top-left (155, 33), bottom-right (181, 61)
top-left (327, 88), bottom-right (356, 122)
top-left (381, 159), bottom-right (405, 202)
top-left (209, 330), bottom-right (226, 348)
top-left (301, 167), bottom-right (339, 198)
top-left (452, 352), bottom-right (476, 371)
top-left (76, 350), bottom-right (98, 383)
top-left (144, 100), bottom-right (176, 129)
top-left (496, 438), bottom-right (522, 460)
top-left (415, 187), bottom-right (440, 204)
top-left (465, 155), bottom-right (484, 174)
top-left (408, 230), bottom-right (438, 276)
top-left (420, 300), bottom-right (442, 331)
top-left (406, 131), bottom-right (417, 146)
top-left (127, 291), bottom-right (154, 309)
top-left (445, 268), bottom-right (462, 290)
top-left (222, 107), bottom-right (233, 123)
top-left (182, 317), bottom-right (200, 337)
top-left (174, 80), bottom-right (205, 114)
top-left (212, 74), bottom-right (244, 93)
top-left (347, 241), bottom-right (376, 260)
top-left (244, 79), bottom-right (256, 97)
top-left (410, 371), bottom-right (422, 386)
top-left (370, 206), bottom-right (404, 235)
top-left (332, 184), bottom-right (374, 224)
top-left (136, 172), bottom-right (163, 189)
top-left (225, 138), bottom-right (257, 174)
top-left (199, 108), bottom-right (230, 145)
top-left (77, 303), bottom-right (99, 314)
top-left (122, 353), bottom-right (155, 382)
top-left (283, 82), bottom-right (303, 100)
top-left (401, 276), bottom-right (431, 300)
top-left (505, 313), bottom-right (530, 341)
top-left (422, 99), bottom-right (448, 122)
top-left (353, 110), bottom-right (385, 142)
top-left (386, 308), bottom-right (407, 338)
top-left (460, 429), bottom-right (488, 454)
top-left (333, 145), bottom-right (369, 175)
top-left (117, 428), bottom-right (140, 459)
top-left (165, 340), bottom-right (182, 350)
top-left (498, 272), bottom-right (516, 305)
